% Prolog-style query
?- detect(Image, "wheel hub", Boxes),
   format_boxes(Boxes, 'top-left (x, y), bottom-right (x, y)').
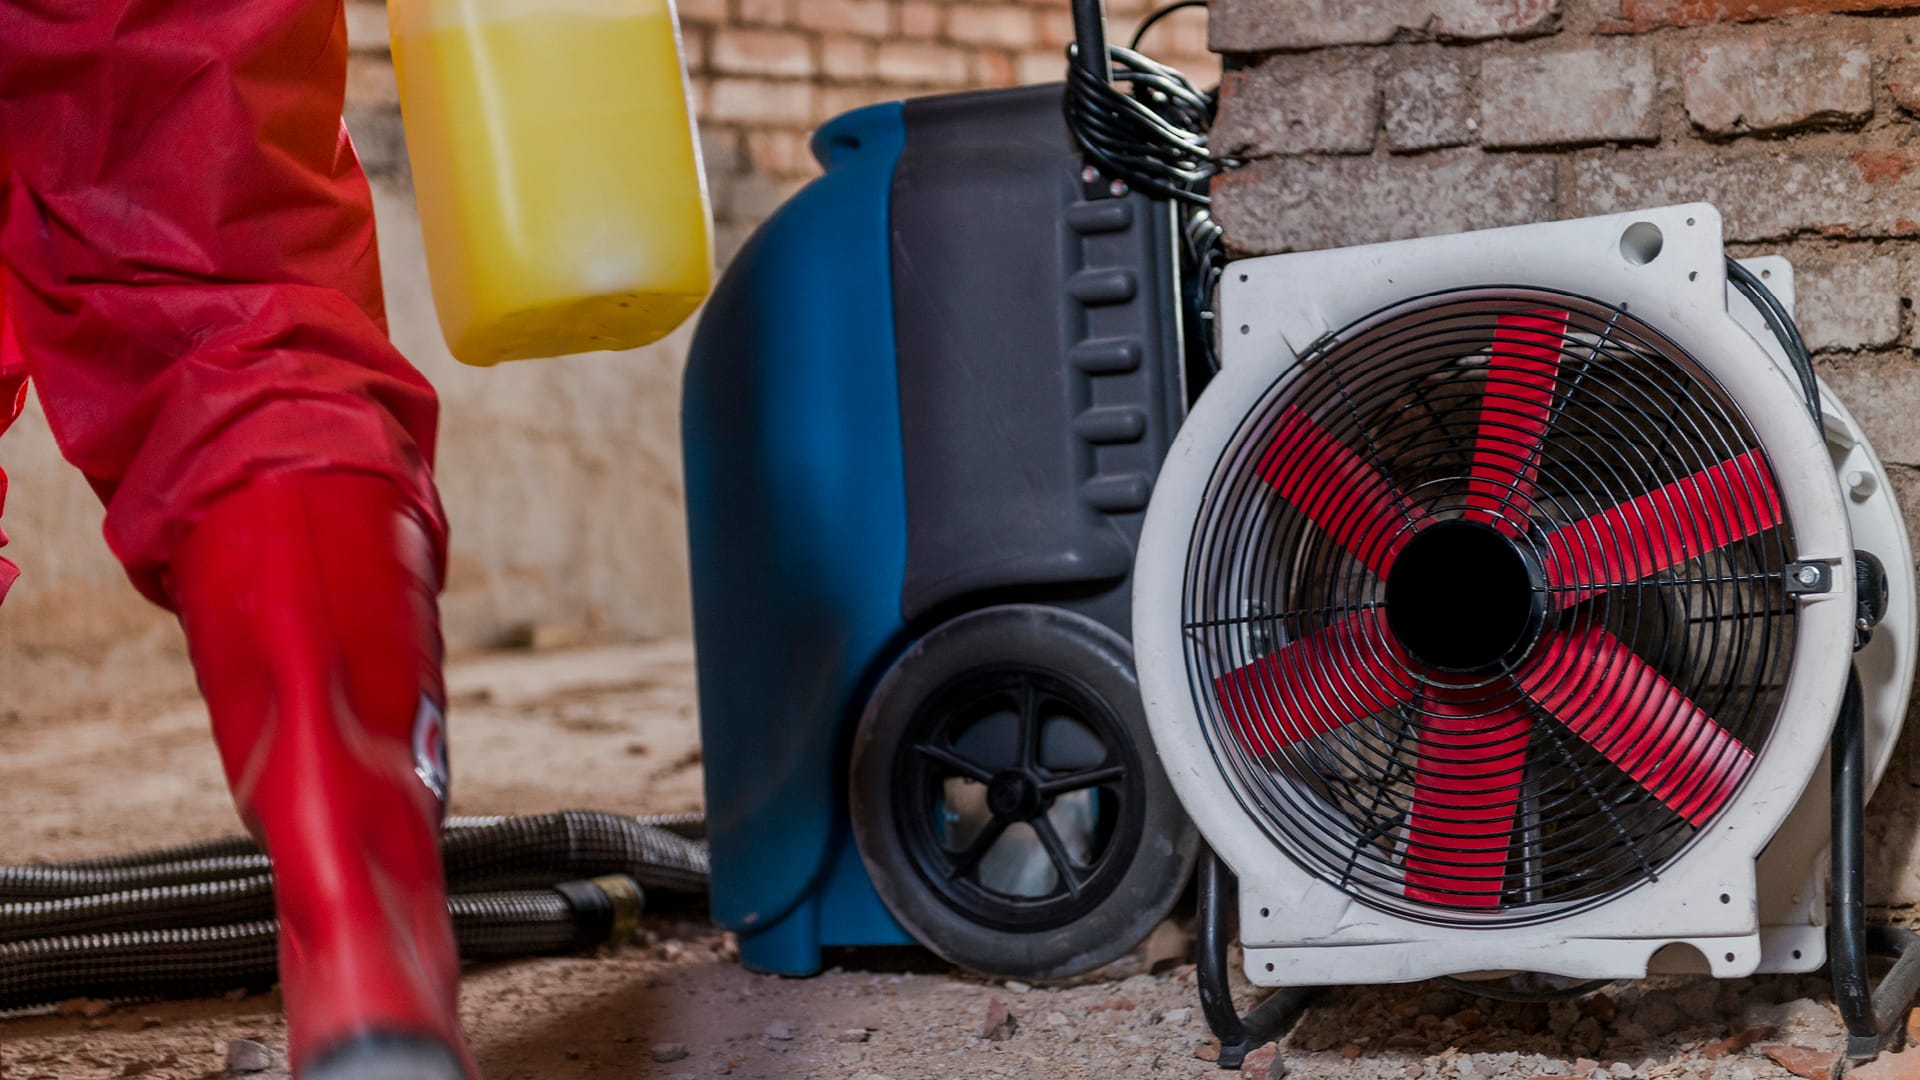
top-left (987, 770), bottom-right (1043, 820)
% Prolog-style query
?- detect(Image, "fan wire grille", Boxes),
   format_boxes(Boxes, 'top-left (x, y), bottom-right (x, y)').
top-left (1182, 288), bottom-right (1798, 927)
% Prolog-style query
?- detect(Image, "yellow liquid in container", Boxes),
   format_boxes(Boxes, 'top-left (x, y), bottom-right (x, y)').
top-left (390, 0), bottom-right (713, 365)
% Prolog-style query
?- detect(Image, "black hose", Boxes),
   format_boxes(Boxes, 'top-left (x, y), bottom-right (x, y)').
top-left (0, 876), bottom-right (277, 944)
top-left (439, 811), bottom-right (708, 895)
top-left (0, 810), bottom-right (704, 1010)
top-left (0, 878), bottom-right (644, 1010)
top-left (0, 811), bottom-right (707, 902)
top-left (1831, 668), bottom-right (1872, 1039)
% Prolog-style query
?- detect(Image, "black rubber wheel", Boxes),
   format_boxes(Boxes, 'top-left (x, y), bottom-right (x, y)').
top-left (850, 604), bottom-right (1199, 979)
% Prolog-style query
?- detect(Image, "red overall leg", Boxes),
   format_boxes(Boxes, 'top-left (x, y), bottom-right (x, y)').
top-left (172, 472), bottom-right (474, 1079)
top-left (0, 0), bottom-right (468, 1075)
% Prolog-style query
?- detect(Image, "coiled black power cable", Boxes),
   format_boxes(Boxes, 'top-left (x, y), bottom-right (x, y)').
top-left (1064, 41), bottom-right (1220, 206)
top-left (1064, 1), bottom-right (1229, 376)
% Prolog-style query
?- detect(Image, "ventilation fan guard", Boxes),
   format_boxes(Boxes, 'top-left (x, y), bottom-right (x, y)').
top-left (1184, 286), bottom-right (1796, 927)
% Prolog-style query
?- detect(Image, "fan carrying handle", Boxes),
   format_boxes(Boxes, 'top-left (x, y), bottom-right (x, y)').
top-left (1830, 666), bottom-right (1920, 1059)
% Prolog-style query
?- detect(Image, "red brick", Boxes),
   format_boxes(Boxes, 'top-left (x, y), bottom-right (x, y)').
top-left (875, 41), bottom-right (971, 85)
top-left (1210, 0), bottom-right (1559, 51)
top-left (698, 127), bottom-right (745, 176)
top-left (707, 76), bottom-right (818, 126)
top-left (676, 0), bottom-right (728, 25)
top-left (817, 84), bottom-right (902, 124)
top-left (1215, 53), bottom-right (1380, 157)
top-left (1017, 49), bottom-right (1069, 85)
top-left (946, 4), bottom-right (1037, 47)
top-left (1214, 150), bottom-right (1557, 255)
top-left (899, 1), bottom-right (942, 37)
top-left (745, 129), bottom-right (820, 177)
top-left (972, 49), bottom-right (1020, 86)
top-left (345, 0), bottom-right (388, 53)
top-left (1479, 41), bottom-right (1657, 148)
top-left (737, 0), bottom-right (788, 26)
top-left (346, 55), bottom-right (399, 109)
top-left (793, 0), bottom-right (891, 36)
top-left (713, 171), bottom-right (805, 224)
top-left (1383, 50), bottom-right (1478, 152)
top-left (819, 36), bottom-right (876, 82)
top-left (711, 29), bottom-right (814, 78)
top-left (1681, 31), bottom-right (1871, 136)
top-left (1036, 7), bottom-right (1075, 47)
top-left (681, 25), bottom-right (708, 73)
top-left (1890, 55), bottom-right (1920, 114)
top-left (1605, 0), bottom-right (1915, 33)
top-left (1136, 6), bottom-right (1212, 56)
top-left (1566, 150), bottom-right (1920, 241)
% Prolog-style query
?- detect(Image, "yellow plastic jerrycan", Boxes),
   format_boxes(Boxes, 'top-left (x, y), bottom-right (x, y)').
top-left (387, 0), bottom-right (713, 366)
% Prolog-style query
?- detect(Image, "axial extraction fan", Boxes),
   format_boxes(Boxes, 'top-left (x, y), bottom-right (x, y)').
top-left (1132, 205), bottom-right (1920, 1062)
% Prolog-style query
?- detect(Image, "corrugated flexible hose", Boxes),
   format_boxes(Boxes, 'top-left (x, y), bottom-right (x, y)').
top-left (0, 811), bottom-right (704, 1010)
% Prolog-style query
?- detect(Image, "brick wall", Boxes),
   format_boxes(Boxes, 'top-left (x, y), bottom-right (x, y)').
top-left (1209, 0), bottom-right (1920, 909)
top-left (682, 0), bottom-right (1220, 259)
top-left (346, 0), bottom-right (1219, 259)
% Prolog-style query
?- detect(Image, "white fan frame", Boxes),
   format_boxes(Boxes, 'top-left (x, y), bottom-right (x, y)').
top-left (1132, 204), bottom-right (1913, 986)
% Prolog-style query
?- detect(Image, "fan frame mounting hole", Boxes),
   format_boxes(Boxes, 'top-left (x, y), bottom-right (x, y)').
top-left (1620, 221), bottom-right (1664, 266)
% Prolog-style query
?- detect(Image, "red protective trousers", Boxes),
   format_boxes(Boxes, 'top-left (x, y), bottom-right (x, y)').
top-left (0, 0), bottom-right (472, 1075)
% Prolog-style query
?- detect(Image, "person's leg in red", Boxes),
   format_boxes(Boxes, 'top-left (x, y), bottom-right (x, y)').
top-left (0, 1), bottom-right (476, 1076)
top-left (172, 473), bottom-right (470, 1079)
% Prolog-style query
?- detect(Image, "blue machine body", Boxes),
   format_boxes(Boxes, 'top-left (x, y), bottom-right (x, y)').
top-left (683, 85), bottom-right (1186, 975)
top-left (682, 103), bottom-right (916, 973)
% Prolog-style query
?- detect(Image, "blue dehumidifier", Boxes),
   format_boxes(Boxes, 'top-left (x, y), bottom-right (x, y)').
top-left (682, 82), bottom-right (1201, 978)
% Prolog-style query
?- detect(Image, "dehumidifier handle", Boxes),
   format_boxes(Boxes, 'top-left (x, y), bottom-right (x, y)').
top-left (1070, 0), bottom-right (1109, 84)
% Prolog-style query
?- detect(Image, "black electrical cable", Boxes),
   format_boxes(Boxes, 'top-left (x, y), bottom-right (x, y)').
top-left (1063, 41), bottom-right (1221, 205)
top-left (1130, 0), bottom-right (1207, 49)
top-left (1726, 258), bottom-right (1822, 425)
top-left (1063, 1), bottom-right (1230, 376)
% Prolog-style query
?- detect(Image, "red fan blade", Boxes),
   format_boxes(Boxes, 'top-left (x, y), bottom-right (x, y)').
top-left (1260, 406), bottom-right (1425, 576)
top-left (1213, 608), bottom-right (1413, 758)
top-left (1518, 625), bottom-right (1753, 825)
top-left (1541, 449), bottom-right (1781, 609)
top-left (1463, 311), bottom-right (1567, 532)
top-left (1404, 687), bottom-right (1533, 908)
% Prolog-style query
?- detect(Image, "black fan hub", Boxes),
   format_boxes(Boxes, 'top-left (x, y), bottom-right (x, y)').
top-left (1385, 519), bottom-right (1545, 672)
top-left (987, 770), bottom-right (1045, 820)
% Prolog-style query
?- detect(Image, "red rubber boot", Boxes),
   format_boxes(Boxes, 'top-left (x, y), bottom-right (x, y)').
top-left (170, 473), bottom-right (477, 1080)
